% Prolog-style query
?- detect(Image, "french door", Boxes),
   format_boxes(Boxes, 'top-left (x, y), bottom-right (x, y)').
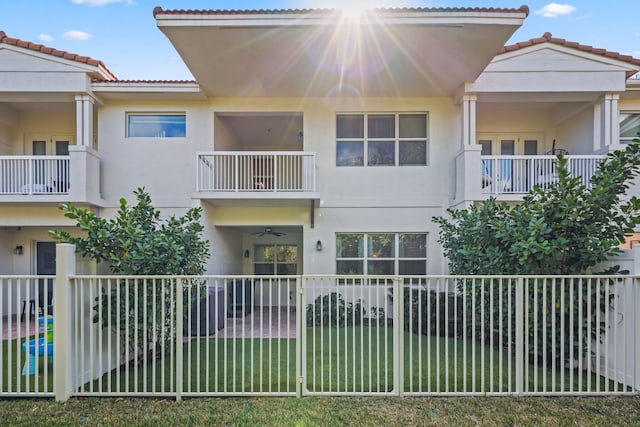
top-left (479, 134), bottom-right (542, 193)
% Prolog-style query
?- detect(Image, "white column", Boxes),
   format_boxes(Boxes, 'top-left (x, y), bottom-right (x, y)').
top-left (75, 95), bottom-right (95, 148)
top-left (596, 94), bottom-right (621, 152)
top-left (54, 243), bottom-right (76, 402)
top-left (461, 94), bottom-right (477, 147)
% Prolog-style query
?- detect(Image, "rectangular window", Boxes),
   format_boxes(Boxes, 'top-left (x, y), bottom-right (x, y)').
top-left (336, 232), bottom-right (427, 275)
top-left (127, 113), bottom-right (186, 138)
top-left (620, 112), bottom-right (640, 143)
top-left (336, 113), bottom-right (427, 166)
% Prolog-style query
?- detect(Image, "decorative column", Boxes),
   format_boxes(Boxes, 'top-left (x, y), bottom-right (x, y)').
top-left (75, 95), bottom-right (95, 148)
top-left (594, 93), bottom-right (621, 152)
top-left (461, 94), bottom-right (477, 148)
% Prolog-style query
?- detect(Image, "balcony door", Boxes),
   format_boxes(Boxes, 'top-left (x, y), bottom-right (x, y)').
top-left (25, 134), bottom-right (74, 192)
top-left (479, 134), bottom-right (542, 193)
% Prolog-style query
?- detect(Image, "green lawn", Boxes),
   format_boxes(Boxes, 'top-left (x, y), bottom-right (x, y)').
top-left (1, 395), bottom-right (639, 426)
top-left (1, 327), bottom-right (629, 395)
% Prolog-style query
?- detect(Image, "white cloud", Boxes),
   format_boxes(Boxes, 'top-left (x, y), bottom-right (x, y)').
top-left (38, 34), bottom-right (54, 43)
top-left (62, 30), bottom-right (92, 41)
top-left (71, 0), bottom-right (134, 6)
top-left (535, 3), bottom-right (576, 18)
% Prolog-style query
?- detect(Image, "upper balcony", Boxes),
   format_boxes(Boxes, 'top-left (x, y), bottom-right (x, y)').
top-left (194, 151), bottom-right (319, 205)
top-left (0, 147), bottom-right (101, 205)
top-left (453, 147), bottom-right (607, 206)
top-left (480, 154), bottom-right (605, 196)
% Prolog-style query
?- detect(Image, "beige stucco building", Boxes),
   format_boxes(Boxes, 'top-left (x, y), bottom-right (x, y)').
top-left (1, 5), bottom-right (640, 289)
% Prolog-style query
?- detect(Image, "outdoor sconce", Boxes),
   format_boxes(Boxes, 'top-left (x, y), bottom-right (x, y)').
top-left (244, 249), bottom-right (250, 258)
top-left (14, 245), bottom-right (23, 255)
top-left (316, 240), bottom-right (322, 252)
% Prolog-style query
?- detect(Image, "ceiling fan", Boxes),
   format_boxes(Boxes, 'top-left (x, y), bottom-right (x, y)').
top-left (251, 227), bottom-right (286, 237)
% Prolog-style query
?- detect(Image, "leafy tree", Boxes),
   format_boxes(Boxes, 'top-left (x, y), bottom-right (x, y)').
top-left (50, 188), bottom-right (210, 363)
top-left (435, 141), bottom-right (640, 275)
top-left (434, 139), bottom-right (640, 366)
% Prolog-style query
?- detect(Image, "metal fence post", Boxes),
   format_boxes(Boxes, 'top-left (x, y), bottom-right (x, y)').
top-left (176, 278), bottom-right (183, 402)
top-left (296, 276), bottom-right (303, 398)
top-left (515, 277), bottom-right (524, 396)
top-left (54, 243), bottom-right (76, 402)
top-left (394, 277), bottom-right (404, 396)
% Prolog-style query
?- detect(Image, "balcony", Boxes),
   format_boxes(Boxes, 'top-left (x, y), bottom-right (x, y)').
top-left (480, 155), bottom-right (605, 195)
top-left (195, 151), bottom-right (318, 204)
top-left (0, 147), bottom-right (101, 204)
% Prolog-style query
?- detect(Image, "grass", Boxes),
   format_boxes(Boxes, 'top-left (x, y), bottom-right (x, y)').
top-left (1, 327), bottom-right (631, 395)
top-left (0, 395), bottom-right (639, 426)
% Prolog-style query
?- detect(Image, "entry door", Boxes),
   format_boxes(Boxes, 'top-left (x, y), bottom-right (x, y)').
top-left (36, 242), bottom-right (56, 315)
top-left (254, 245), bottom-right (298, 308)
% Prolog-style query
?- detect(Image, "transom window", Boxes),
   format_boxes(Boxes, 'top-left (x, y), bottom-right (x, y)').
top-left (127, 113), bottom-right (186, 138)
top-left (336, 233), bottom-right (427, 275)
top-left (620, 112), bottom-right (640, 143)
top-left (336, 113), bottom-right (428, 166)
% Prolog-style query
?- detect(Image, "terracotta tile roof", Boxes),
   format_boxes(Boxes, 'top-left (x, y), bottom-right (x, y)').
top-left (499, 32), bottom-right (640, 74)
top-left (0, 30), bottom-right (117, 81)
top-left (93, 79), bottom-right (197, 84)
top-left (153, 5), bottom-right (530, 17)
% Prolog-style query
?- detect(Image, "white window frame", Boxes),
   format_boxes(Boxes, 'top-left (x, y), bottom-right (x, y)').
top-left (335, 232), bottom-right (428, 275)
top-left (336, 113), bottom-right (428, 167)
top-left (620, 112), bottom-right (640, 144)
top-left (126, 112), bottom-right (186, 138)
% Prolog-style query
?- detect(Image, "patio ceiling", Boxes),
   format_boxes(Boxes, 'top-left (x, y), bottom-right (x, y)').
top-left (155, 8), bottom-right (528, 98)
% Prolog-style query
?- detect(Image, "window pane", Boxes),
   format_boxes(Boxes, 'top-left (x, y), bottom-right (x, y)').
top-left (337, 114), bottom-right (364, 138)
top-left (368, 141), bottom-right (395, 166)
top-left (399, 234), bottom-right (426, 258)
top-left (255, 264), bottom-right (274, 275)
top-left (399, 114), bottom-right (426, 138)
top-left (277, 245), bottom-right (298, 263)
top-left (368, 234), bottom-right (394, 258)
top-left (368, 114), bottom-right (395, 138)
top-left (337, 234), bottom-right (364, 258)
top-left (337, 260), bottom-right (363, 275)
top-left (127, 114), bottom-right (186, 137)
top-left (367, 260), bottom-right (394, 275)
top-left (254, 245), bottom-right (275, 262)
top-left (479, 140), bottom-right (492, 155)
top-left (620, 113), bottom-right (640, 140)
top-left (277, 264), bottom-right (297, 275)
top-left (500, 140), bottom-right (515, 155)
top-left (524, 140), bottom-right (538, 155)
top-left (399, 260), bottom-right (426, 275)
top-left (399, 140), bottom-right (426, 165)
top-left (337, 141), bottom-right (364, 166)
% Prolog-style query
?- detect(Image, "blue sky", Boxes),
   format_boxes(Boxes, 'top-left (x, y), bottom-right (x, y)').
top-left (1, 1), bottom-right (638, 80)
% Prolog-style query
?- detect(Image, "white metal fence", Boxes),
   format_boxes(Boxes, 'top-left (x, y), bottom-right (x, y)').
top-left (196, 151), bottom-right (316, 193)
top-left (2, 259), bottom-right (639, 400)
top-left (0, 156), bottom-right (70, 194)
top-left (481, 155), bottom-right (604, 195)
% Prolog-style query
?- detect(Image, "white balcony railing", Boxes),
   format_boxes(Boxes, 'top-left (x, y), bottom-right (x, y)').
top-left (481, 155), bottom-right (606, 195)
top-left (0, 156), bottom-right (70, 195)
top-left (197, 151), bottom-right (316, 193)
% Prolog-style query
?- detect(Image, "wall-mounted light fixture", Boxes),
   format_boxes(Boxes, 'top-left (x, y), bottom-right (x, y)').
top-left (297, 131), bottom-right (303, 143)
top-left (244, 249), bottom-right (250, 258)
top-left (316, 240), bottom-right (322, 252)
top-left (14, 245), bottom-right (23, 255)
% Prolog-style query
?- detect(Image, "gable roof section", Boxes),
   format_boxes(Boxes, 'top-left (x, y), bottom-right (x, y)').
top-left (0, 30), bottom-right (117, 81)
top-left (154, 6), bottom-right (529, 97)
top-left (499, 32), bottom-right (640, 78)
